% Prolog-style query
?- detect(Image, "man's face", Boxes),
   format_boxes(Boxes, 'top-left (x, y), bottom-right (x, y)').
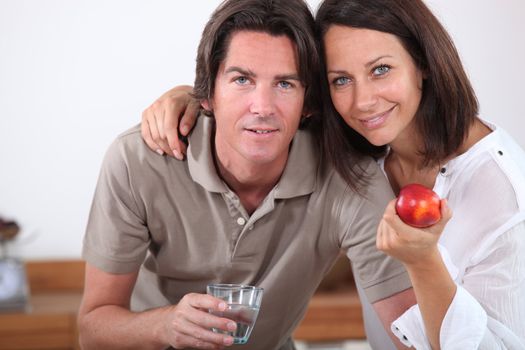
top-left (204, 31), bottom-right (305, 168)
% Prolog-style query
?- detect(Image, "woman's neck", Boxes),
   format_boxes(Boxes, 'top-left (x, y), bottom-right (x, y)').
top-left (385, 117), bottom-right (491, 194)
top-left (385, 124), bottom-right (436, 194)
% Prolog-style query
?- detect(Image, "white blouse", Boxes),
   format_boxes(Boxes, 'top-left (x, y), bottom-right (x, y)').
top-left (383, 121), bottom-right (525, 349)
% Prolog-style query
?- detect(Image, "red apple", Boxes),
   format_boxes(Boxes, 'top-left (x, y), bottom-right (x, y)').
top-left (395, 183), bottom-right (441, 228)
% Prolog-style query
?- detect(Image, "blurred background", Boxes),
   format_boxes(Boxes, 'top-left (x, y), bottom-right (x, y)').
top-left (1, 0), bottom-right (524, 260)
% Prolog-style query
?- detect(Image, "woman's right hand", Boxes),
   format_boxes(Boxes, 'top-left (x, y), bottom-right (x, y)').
top-left (376, 199), bottom-right (452, 267)
top-left (141, 85), bottom-right (200, 160)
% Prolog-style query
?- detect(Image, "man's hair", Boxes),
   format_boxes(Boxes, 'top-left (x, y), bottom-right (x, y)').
top-left (193, 0), bottom-right (321, 121)
top-left (316, 0), bottom-right (479, 189)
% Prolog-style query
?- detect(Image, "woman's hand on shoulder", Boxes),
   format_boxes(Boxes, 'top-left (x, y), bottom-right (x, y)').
top-left (141, 85), bottom-right (200, 160)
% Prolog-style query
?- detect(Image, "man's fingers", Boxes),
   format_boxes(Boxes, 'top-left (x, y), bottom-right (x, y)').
top-left (182, 294), bottom-right (237, 333)
top-left (184, 293), bottom-right (227, 312)
top-left (170, 316), bottom-right (232, 349)
top-left (188, 308), bottom-right (237, 334)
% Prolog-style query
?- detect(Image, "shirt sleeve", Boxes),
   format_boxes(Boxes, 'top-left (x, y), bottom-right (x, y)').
top-left (391, 220), bottom-right (525, 349)
top-left (82, 135), bottom-right (150, 274)
top-left (339, 160), bottom-right (412, 303)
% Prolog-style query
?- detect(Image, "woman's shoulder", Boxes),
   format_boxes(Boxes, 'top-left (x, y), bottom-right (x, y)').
top-left (447, 123), bottom-right (525, 211)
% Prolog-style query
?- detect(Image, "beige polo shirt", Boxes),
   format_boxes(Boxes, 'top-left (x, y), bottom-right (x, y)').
top-left (83, 116), bottom-right (410, 350)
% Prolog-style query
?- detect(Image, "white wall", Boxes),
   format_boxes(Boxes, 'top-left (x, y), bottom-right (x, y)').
top-left (1, 0), bottom-right (524, 260)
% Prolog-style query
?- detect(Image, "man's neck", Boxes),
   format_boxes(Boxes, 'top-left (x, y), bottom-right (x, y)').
top-left (213, 145), bottom-right (288, 216)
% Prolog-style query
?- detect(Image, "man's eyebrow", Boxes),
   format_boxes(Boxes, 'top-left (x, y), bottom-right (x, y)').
top-left (275, 74), bottom-right (301, 81)
top-left (224, 66), bottom-right (255, 77)
top-left (224, 66), bottom-right (301, 81)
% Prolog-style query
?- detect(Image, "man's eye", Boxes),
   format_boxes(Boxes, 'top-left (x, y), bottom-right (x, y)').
top-left (235, 76), bottom-right (249, 85)
top-left (373, 65), bottom-right (390, 76)
top-left (332, 77), bottom-right (350, 86)
top-left (278, 81), bottom-right (292, 89)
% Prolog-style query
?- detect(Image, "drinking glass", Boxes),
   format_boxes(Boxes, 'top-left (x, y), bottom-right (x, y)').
top-left (206, 283), bottom-right (264, 344)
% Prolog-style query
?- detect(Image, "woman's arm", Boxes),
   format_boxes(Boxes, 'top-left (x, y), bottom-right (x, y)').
top-left (380, 202), bottom-right (525, 349)
top-left (377, 199), bottom-right (454, 349)
top-left (141, 85), bottom-right (199, 159)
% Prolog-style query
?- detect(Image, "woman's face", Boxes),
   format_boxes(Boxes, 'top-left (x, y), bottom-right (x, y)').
top-left (324, 25), bottom-right (424, 147)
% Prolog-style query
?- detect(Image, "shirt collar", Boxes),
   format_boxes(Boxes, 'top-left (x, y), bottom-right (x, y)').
top-left (377, 120), bottom-right (500, 179)
top-left (187, 115), bottom-right (319, 198)
top-left (187, 116), bottom-right (228, 193)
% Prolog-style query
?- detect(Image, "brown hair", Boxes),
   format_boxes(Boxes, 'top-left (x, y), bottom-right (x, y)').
top-left (315, 0), bottom-right (479, 187)
top-left (193, 0), bottom-right (321, 124)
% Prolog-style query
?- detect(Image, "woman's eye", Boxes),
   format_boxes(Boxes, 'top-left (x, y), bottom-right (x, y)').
top-left (235, 76), bottom-right (249, 85)
top-left (332, 76), bottom-right (350, 86)
top-left (373, 65), bottom-right (390, 76)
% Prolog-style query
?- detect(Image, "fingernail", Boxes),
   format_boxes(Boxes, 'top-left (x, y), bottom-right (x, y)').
top-left (181, 124), bottom-right (189, 135)
top-left (227, 322), bottom-right (236, 331)
top-left (223, 336), bottom-right (234, 345)
top-left (218, 302), bottom-right (227, 311)
top-left (155, 149), bottom-right (164, 156)
top-left (172, 149), bottom-right (183, 160)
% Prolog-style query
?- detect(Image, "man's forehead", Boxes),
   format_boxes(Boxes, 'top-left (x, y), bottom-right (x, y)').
top-left (220, 30), bottom-right (300, 76)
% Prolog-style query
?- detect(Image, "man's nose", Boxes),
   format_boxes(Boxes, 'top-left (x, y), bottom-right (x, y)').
top-left (249, 85), bottom-right (276, 117)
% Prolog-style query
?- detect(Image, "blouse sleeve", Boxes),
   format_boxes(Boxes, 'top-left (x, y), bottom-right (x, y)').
top-left (391, 220), bottom-right (525, 349)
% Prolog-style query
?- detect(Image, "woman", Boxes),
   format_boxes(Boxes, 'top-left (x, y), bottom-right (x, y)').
top-left (141, 0), bottom-right (525, 348)
top-left (316, 1), bottom-right (525, 348)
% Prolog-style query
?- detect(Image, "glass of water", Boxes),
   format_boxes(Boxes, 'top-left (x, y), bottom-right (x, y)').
top-left (206, 283), bottom-right (264, 344)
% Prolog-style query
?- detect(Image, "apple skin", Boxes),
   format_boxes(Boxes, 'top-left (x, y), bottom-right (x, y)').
top-left (395, 184), bottom-right (441, 228)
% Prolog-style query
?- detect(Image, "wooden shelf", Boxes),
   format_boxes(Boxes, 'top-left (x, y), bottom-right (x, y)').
top-left (0, 261), bottom-right (84, 350)
top-left (0, 293), bottom-right (81, 350)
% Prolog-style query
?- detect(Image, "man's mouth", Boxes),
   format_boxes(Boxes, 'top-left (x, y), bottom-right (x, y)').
top-left (246, 128), bottom-right (278, 134)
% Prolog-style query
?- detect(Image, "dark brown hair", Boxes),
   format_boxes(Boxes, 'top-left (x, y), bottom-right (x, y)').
top-left (315, 0), bottom-right (479, 187)
top-left (193, 0), bottom-right (321, 124)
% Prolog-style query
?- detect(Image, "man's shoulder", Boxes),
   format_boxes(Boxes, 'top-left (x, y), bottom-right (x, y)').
top-left (313, 155), bottom-right (393, 215)
top-left (102, 124), bottom-right (189, 180)
top-left (112, 124), bottom-right (145, 152)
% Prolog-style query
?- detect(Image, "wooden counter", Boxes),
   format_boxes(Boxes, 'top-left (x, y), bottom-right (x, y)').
top-left (0, 261), bottom-right (84, 350)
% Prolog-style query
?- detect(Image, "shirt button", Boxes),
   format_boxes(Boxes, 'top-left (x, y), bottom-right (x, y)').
top-left (236, 217), bottom-right (246, 226)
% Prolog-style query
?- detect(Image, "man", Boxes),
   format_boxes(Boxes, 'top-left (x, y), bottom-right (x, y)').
top-left (78, 0), bottom-right (414, 349)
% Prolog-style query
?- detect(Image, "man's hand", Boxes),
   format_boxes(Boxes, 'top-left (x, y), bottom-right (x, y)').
top-left (78, 264), bottom-right (235, 349)
top-left (141, 85), bottom-right (200, 160)
top-left (161, 293), bottom-right (237, 349)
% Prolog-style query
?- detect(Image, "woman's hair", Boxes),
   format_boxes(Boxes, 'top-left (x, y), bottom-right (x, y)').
top-left (193, 0), bottom-right (321, 124)
top-left (315, 0), bottom-right (479, 187)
